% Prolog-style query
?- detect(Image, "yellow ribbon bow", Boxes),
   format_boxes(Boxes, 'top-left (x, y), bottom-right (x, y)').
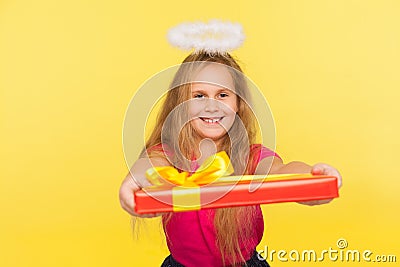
top-left (145, 151), bottom-right (234, 187)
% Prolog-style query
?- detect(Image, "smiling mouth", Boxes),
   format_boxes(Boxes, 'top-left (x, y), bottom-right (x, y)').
top-left (199, 117), bottom-right (224, 124)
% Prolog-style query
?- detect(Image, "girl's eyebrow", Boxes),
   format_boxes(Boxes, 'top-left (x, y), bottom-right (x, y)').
top-left (191, 88), bottom-right (233, 94)
top-left (191, 88), bottom-right (206, 94)
top-left (217, 89), bottom-right (232, 95)
top-left (219, 88), bottom-right (233, 93)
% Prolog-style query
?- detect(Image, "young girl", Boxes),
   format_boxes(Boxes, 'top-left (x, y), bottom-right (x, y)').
top-left (119, 21), bottom-right (342, 267)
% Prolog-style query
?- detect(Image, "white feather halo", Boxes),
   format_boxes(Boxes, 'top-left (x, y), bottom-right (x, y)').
top-left (167, 19), bottom-right (245, 54)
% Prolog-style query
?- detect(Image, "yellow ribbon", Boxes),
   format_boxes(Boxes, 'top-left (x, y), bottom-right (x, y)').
top-left (145, 151), bottom-right (233, 212)
top-left (145, 151), bottom-right (234, 187)
top-left (144, 151), bottom-right (317, 212)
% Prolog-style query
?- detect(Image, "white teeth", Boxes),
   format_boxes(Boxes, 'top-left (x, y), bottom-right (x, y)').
top-left (203, 118), bottom-right (221, 123)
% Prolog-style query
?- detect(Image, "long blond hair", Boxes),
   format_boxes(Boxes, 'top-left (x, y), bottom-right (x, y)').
top-left (135, 52), bottom-right (262, 266)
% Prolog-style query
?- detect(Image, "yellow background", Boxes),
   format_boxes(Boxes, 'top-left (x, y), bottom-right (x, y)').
top-left (1, 0), bottom-right (399, 266)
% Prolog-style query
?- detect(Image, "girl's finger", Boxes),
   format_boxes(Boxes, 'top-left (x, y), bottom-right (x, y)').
top-left (311, 165), bottom-right (324, 174)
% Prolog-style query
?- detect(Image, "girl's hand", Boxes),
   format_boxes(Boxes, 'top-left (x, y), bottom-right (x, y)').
top-left (119, 174), bottom-right (163, 218)
top-left (298, 163), bottom-right (342, 206)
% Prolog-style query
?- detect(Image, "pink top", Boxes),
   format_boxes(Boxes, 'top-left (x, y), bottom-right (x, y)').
top-left (149, 144), bottom-right (281, 267)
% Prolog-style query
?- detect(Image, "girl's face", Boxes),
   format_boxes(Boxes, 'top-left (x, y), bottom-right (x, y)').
top-left (189, 64), bottom-right (238, 145)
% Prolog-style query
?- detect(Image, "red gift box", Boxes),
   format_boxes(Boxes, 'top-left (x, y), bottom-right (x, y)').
top-left (134, 174), bottom-right (339, 214)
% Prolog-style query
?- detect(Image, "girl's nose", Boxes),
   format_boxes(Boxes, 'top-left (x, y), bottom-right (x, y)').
top-left (204, 98), bottom-right (219, 112)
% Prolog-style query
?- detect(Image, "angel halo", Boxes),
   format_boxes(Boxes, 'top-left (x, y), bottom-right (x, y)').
top-left (167, 19), bottom-right (245, 55)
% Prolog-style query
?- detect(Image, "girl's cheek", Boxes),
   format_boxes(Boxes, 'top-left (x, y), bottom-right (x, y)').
top-left (189, 104), bottom-right (203, 117)
top-left (222, 104), bottom-right (237, 114)
top-left (223, 98), bottom-right (238, 113)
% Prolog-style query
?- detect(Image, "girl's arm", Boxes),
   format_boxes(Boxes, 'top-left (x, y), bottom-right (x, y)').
top-left (119, 156), bottom-right (170, 217)
top-left (255, 156), bottom-right (342, 206)
top-left (255, 156), bottom-right (313, 174)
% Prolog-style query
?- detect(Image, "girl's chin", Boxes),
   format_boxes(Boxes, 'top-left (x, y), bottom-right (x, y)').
top-left (196, 131), bottom-right (227, 141)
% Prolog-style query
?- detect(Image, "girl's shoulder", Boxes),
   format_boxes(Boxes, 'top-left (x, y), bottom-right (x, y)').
top-left (246, 144), bottom-right (281, 175)
top-left (146, 143), bottom-right (174, 157)
top-left (250, 143), bottom-right (281, 162)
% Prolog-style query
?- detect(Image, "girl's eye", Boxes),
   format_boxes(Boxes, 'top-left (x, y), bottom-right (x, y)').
top-left (193, 94), bottom-right (205, 98)
top-left (219, 93), bottom-right (229, 98)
